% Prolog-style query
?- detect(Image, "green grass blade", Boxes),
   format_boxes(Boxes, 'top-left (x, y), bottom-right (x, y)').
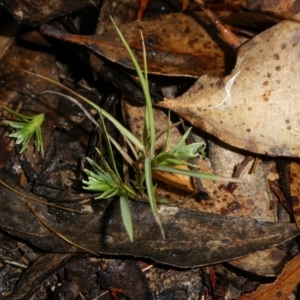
top-left (152, 165), bottom-right (244, 183)
top-left (110, 17), bottom-right (146, 93)
top-left (169, 127), bottom-right (193, 152)
top-left (111, 17), bottom-right (155, 157)
top-left (144, 157), bottom-right (157, 214)
top-left (140, 30), bottom-right (148, 88)
top-left (23, 71), bottom-right (145, 152)
top-left (4, 107), bottom-right (31, 121)
top-left (5, 107), bottom-right (45, 156)
top-left (120, 195), bottom-right (133, 241)
top-left (161, 111), bottom-right (171, 153)
top-left (98, 113), bottom-right (119, 178)
top-left (140, 30), bottom-right (155, 157)
top-left (145, 157), bottom-right (165, 239)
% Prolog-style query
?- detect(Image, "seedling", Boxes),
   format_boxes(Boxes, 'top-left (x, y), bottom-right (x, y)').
top-left (4, 107), bottom-right (44, 156)
top-left (82, 18), bottom-right (241, 240)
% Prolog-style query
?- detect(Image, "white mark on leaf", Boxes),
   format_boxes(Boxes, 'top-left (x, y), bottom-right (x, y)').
top-left (196, 72), bottom-right (240, 111)
top-left (212, 71), bottom-right (240, 109)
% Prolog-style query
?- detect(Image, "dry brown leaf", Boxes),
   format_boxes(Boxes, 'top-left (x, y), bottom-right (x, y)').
top-left (40, 12), bottom-right (235, 78)
top-left (1, 175), bottom-right (298, 268)
top-left (1, 0), bottom-right (94, 25)
top-left (238, 252), bottom-right (300, 299)
top-left (152, 165), bottom-right (198, 193)
top-left (248, 0), bottom-right (300, 19)
top-left (261, 0), bottom-right (300, 18)
top-left (158, 15), bottom-right (300, 157)
top-left (208, 141), bottom-right (289, 277)
top-left (209, 141), bottom-right (278, 221)
top-left (229, 248), bottom-right (290, 277)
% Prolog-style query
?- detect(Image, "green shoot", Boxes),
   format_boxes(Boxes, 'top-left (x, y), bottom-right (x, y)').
top-left (83, 162), bottom-right (137, 199)
top-left (83, 150), bottom-right (136, 241)
top-left (111, 17), bottom-right (165, 237)
top-left (120, 195), bottom-right (133, 241)
top-left (110, 18), bottom-right (155, 158)
top-left (83, 150), bottom-right (137, 200)
top-left (4, 107), bottom-right (44, 156)
top-left (98, 113), bottom-right (120, 178)
top-left (152, 165), bottom-right (243, 182)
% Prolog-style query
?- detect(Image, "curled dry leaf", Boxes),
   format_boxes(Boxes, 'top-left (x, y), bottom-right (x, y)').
top-left (158, 15), bottom-right (300, 157)
top-left (238, 252), bottom-right (300, 300)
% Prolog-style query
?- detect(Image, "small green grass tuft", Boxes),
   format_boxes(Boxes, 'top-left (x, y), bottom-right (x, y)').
top-left (4, 107), bottom-right (44, 156)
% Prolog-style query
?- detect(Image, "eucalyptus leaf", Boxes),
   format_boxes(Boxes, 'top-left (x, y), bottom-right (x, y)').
top-left (158, 15), bottom-right (300, 157)
top-left (0, 177), bottom-right (298, 268)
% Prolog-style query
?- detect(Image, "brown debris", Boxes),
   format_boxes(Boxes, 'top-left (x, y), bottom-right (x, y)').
top-left (1, 0), bottom-right (95, 25)
top-left (238, 252), bottom-right (300, 300)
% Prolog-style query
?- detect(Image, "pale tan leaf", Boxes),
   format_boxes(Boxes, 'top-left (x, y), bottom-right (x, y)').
top-left (158, 15), bottom-right (300, 157)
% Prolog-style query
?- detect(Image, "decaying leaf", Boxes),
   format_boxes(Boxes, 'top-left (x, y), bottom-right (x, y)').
top-left (209, 141), bottom-right (277, 222)
top-left (238, 252), bottom-right (300, 300)
top-left (98, 260), bottom-right (151, 299)
top-left (261, 0), bottom-right (300, 18)
top-left (0, 172), bottom-right (298, 268)
top-left (40, 12), bottom-right (236, 78)
top-left (229, 247), bottom-right (290, 277)
top-left (208, 141), bottom-right (291, 277)
top-left (7, 253), bottom-right (79, 300)
top-left (158, 15), bottom-right (300, 157)
top-left (1, 0), bottom-right (95, 25)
